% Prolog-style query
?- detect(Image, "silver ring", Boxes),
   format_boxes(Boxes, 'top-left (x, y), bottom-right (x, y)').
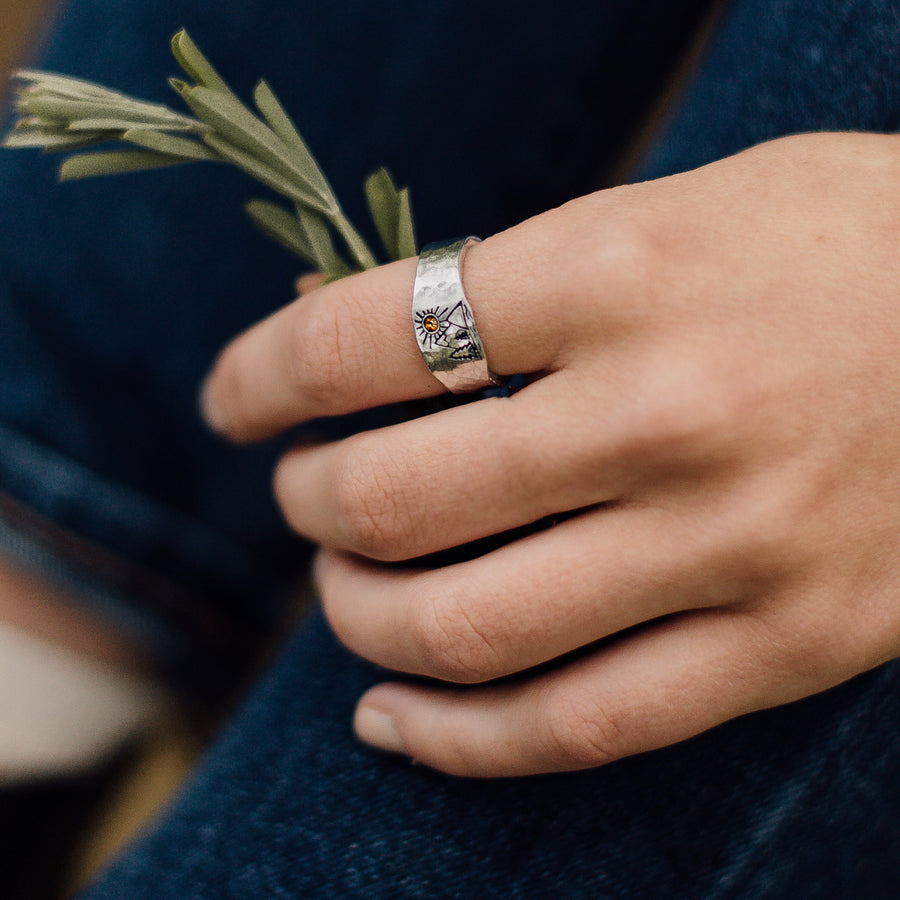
top-left (412, 236), bottom-right (505, 394)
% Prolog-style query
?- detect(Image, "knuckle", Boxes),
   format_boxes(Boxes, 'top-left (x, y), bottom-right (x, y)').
top-left (538, 194), bottom-right (661, 342)
top-left (413, 593), bottom-right (503, 684)
top-left (600, 225), bottom-right (656, 296)
top-left (543, 691), bottom-right (629, 768)
top-left (579, 201), bottom-right (658, 295)
top-left (333, 437), bottom-right (412, 559)
top-left (287, 297), bottom-right (358, 414)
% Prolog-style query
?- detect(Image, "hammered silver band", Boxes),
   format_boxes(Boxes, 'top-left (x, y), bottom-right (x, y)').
top-left (412, 236), bottom-right (504, 394)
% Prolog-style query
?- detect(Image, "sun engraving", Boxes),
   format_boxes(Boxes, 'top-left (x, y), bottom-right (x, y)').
top-left (414, 303), bottom-right (481, 360)
top-left (415, 307), bottom-right (449, 347)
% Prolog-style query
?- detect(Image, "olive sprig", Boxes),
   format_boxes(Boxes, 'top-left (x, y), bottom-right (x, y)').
top-left (4, 29), bottom-right (417, 279)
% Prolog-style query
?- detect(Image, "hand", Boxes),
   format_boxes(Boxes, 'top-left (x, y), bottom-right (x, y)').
top-left (201, 132), bottom-right (900, 777)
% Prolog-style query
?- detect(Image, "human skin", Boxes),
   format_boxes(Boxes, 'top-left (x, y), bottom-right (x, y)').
top-left (202, 131), bottom-right (900, 777)
top-left (0, 0), bottom-right (55, 92)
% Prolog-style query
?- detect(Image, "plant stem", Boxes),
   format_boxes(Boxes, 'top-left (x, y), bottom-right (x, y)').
top-left (331, 209), bottom-right (378, 270)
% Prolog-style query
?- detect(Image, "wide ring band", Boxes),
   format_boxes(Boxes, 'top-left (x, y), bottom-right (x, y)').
top-left (412, 237), bottom-right (505, 394)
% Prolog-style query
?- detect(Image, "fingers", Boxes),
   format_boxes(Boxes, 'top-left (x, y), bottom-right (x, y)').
top-left (202, 260), bottom-right (419, 441)
top-left (295, 272), bottom-right (326, 295)
top-left (316, 500), bottom-right (745, 683)
top-left (351, 608), bottom-right (800, 777)
top-left (200, 211), bottom-right (599, 443)
top-left (273, 373), bottom-right (638, 560)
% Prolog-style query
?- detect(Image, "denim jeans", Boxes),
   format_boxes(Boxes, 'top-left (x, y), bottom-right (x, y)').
top-left (2, 0), bottom-right (900, 895)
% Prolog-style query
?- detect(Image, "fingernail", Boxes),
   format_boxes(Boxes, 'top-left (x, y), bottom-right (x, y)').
top-left (354, 705), bottom-right (406, 755)
top-left (198, 375), bottom-right (226, 435)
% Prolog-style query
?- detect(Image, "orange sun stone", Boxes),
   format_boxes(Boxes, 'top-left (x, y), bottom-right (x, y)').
top-left (423, 315), bottom-right (440, 333)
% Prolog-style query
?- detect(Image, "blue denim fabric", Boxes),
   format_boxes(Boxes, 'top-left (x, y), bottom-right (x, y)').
top-left (636, 0), bottom-right (900, 182)
top-left (84, 612), bottom-right (900, 898)
top-left (7, 0), bottom-right (900, 894)
top-left (0, 0), bottom-right (695, 695)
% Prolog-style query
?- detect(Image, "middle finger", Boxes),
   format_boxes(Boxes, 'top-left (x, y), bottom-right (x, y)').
top-left (274, 374), bottom-right (631, 560)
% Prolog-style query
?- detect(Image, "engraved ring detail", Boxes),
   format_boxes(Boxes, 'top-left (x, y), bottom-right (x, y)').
top-left (412, 236), bottom-right (505, 394)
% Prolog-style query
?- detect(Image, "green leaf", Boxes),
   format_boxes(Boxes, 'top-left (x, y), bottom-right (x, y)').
top-left (252, 80), bottom-right (330, 197)
top-left (296, 206), bottom-right (351, 277)
top-left (67, 117), bottom-right (200, 133)
top-left (14, 69), bottom-right (129, 100)
top-left (363, 167), bottom-right (417, 260)
top-left (251, 80), bottom-right (300, 144)
top-left (17, 95), bottom-right (127, 122)
top-left (14, 113), bottom-right (68, 130)
top-left (244, 200), bottom-right (352, 278)
top-left (396, 186), bottom-right (417, 259)
top-left (17, 92), bottom-right (198, 131)
top-left (330, 210), bottom-right (378, 271)
top-left (122, 128), bottom-right (218, 161)
top-left (244, 199), bottom-right (317, 265)
top-left (59, 149), bottom-right (186, 181)
top-left (365, 167), bottom-right (400, 260)
top-left (2, 128), bottom-right (106, 151)
top-left (201, 131), bottom-right (329, 212)
top-left (178, 84), bottom-right (334, 211)
top-left (170, 29), bottom-right (232, 94)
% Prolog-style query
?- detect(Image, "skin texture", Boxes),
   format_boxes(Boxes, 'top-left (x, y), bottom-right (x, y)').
top-left (202, 132), bottom-right (900, 777)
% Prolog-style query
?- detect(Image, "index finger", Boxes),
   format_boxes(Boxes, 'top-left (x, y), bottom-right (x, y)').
top-left (198, 213), bottom-right (584, 443)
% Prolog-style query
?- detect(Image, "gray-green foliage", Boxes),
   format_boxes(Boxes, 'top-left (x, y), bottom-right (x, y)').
top-left (4, 29), bottom-right (417, 279)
